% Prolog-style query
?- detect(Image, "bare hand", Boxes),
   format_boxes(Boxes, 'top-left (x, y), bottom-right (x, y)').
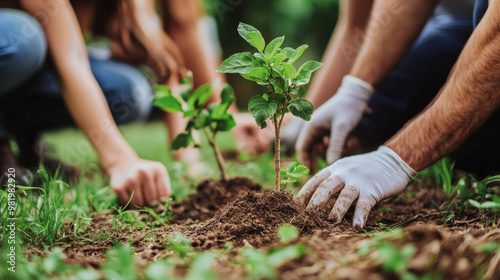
top-left (109, 159), bottom-right (172, 208)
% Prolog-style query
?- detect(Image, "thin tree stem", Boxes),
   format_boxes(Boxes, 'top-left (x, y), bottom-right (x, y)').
top-left (203, 129), bottom-right (228, 181)
top-left (274, 114), bottom-right (281, 191)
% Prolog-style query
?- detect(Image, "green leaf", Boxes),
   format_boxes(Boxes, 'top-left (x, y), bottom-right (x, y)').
top-left (270, 52), bottom-right (287, 65)
top-left (196, 110), bottom-right (210, 128)
top-left (288, 44), bottom-right (308, 64)
top-left (187, 84), bottom-right (208, 107)
top-left (287, 162), bottom-right (298, 173)
top-left (289, 99), bottom-right (314, 121)
top-left (172, 133), bottom-right (191, 150)
top-left (237, 22), bottom-right (265, 53)
top-left (217, 52), bottom-right (256, 74)
top-left (167, 234), bottom-right (192, 259)
top-left (210, 103), bottom-right (230, 120)
top-left (195, 86), bottom-right (214, 108)
top-left (154, 84), bottom-right (193, 112)
top-left (268, 245), bottom-right (307, 267)
top-left (277, 224), bottom-right (300, 243)
top-left (286, 162), bottom-right (310, 178)
top-left (282, 47), bottom-right (295, 59)
top-left (265, 36), bottom-right (284, 60)
top-left (270, 77), bottom-right (286, 93)
top-left (240, 67), bottom-right (270, 83)
top-left (155, 84), bottom-right (172, 97)
top-left (180, 87), bottom-right (192, 102)
top-left (248, 95), bottom-right (277, 128)
top-left (215, 114), bottom-right (236, 132)
top-left (221, 84), bottom-right (234, 104)
top-left (282, 63), bottom-right (297, 79)
top-left (291, 87), bottom-right (306, 98)
top-left (294, 61), bottom-right (323, 86)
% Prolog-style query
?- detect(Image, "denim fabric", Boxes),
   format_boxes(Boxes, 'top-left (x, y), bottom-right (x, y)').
top-left (0, 58), bottom-right (153, 136)
top-left (0, 9), bottom-right (47, 139)
top-left (0, 9), bottom-right (153, 140)
top-left (473, 0), bottom-right (488, 27)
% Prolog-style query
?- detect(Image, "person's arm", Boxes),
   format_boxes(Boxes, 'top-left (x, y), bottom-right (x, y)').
top-left (307, 0), bottom-right (374, 108)
top-left (296, 0), bottom-right (438, 169)
top-left (296, 0), bottom-right (500, 229)
top-left (160, 0), bottom-right (224, 92)
top-left (350, 0), bottom-right (438, 86)
top-left (386, 0), bottom-right (500, 171)
top-left (19, 0), bottom-right (171, 207)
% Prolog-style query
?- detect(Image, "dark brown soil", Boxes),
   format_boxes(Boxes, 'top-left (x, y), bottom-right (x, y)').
top-left (183, 190), bottom-right (329, 249)
top-left (170, 177), bottom-right (261, 224)
top-left (24, 179), bottom-right (500, 279)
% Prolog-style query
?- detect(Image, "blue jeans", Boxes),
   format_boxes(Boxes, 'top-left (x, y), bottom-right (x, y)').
top-left (0, 9), bottom-right (153, 143)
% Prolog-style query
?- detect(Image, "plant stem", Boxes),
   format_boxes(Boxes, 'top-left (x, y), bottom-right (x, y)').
top-left (203, 129), bottom-right (228, 181)
top-left (273, 114), bottom-right (281, 191)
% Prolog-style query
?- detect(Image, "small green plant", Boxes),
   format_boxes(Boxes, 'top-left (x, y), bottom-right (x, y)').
top-left (102, 243), bottom-right (137, 280)
top-left (217, 22), bottom-right (320, 191)
top-left (241, 225), bottom-right (307, 280)
top-left (357, 228), bottom-right (417, 280)
top-left (280, 161), bottom-right (310, 189)
top-left (154, 79), bottom-right (236, 181)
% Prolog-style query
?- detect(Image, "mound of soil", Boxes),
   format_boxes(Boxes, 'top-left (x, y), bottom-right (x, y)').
top-left (185, 190), bottom-right (329, 249)
top-left (171, 177), bottom-right (261, 224)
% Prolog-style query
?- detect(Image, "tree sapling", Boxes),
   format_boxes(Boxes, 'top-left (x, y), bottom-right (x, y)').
top-left (217, 22), bottom-right (321, 191)
top-left (154, 78), bottom-right (236, 181)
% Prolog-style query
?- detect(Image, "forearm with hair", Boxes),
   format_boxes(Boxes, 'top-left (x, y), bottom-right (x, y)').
top-left (350, 0), bottom-right (438, 86)
top-left (386, 3), bottom-right (500, 171)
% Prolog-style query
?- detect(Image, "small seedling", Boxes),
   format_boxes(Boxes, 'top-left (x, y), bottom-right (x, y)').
top-left (217, 22), bottom-right (320, 191)
top-left (154, 78), bottom-right (236, 181)
top-left (281, 161), bottom-right (310, 189)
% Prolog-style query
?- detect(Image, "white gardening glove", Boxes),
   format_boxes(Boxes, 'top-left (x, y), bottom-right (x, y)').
top-left (295, 146), bottom-right (416, 229)
top-left (296, 75), bottom-right (374, 170)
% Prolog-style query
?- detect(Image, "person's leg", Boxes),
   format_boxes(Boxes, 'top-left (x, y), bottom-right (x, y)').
top-left (0, 9), bottom-right (47, 185)
top-left (2, 58), bottom-right (152, 171)
top-left (349, 15), bottom-right (473, 150)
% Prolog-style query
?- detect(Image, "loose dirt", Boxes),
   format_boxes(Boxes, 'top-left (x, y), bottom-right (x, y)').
top-left (25, 179), bottom-right (500, 279)
top-left (170, 177), bottom-right (262, 224)
top-left (183, 190), bottom-right (329, 249)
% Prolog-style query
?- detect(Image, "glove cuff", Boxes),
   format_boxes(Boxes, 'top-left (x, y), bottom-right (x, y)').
top-left (340, 75), bottom-right (375, 103)
top-left (378, 145), bottom-right (417, 180)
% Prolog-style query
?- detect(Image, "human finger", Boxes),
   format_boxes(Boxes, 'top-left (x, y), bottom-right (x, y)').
top-left (139, 169), bottom-right (157, 206)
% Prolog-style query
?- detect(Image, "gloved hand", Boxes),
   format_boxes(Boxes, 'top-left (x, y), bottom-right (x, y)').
top-left (296, 75), bottom-right (374, 170)
top-left (294, 146), bottom-right (416, 229)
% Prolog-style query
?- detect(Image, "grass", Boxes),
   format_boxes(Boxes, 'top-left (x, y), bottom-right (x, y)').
top-left (1, 121), bottom-right (500, 279)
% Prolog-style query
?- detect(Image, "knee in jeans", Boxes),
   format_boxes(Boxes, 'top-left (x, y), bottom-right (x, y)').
top-left (0, 9), bottom-right (47, 93)
top-left (108, 72), bottom-right (153, 125)
top-left (1, 10), bottom-right (47, 70)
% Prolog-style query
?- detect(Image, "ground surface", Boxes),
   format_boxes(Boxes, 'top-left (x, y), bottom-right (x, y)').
top-left (1, 122), bottom-right (500, 280)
